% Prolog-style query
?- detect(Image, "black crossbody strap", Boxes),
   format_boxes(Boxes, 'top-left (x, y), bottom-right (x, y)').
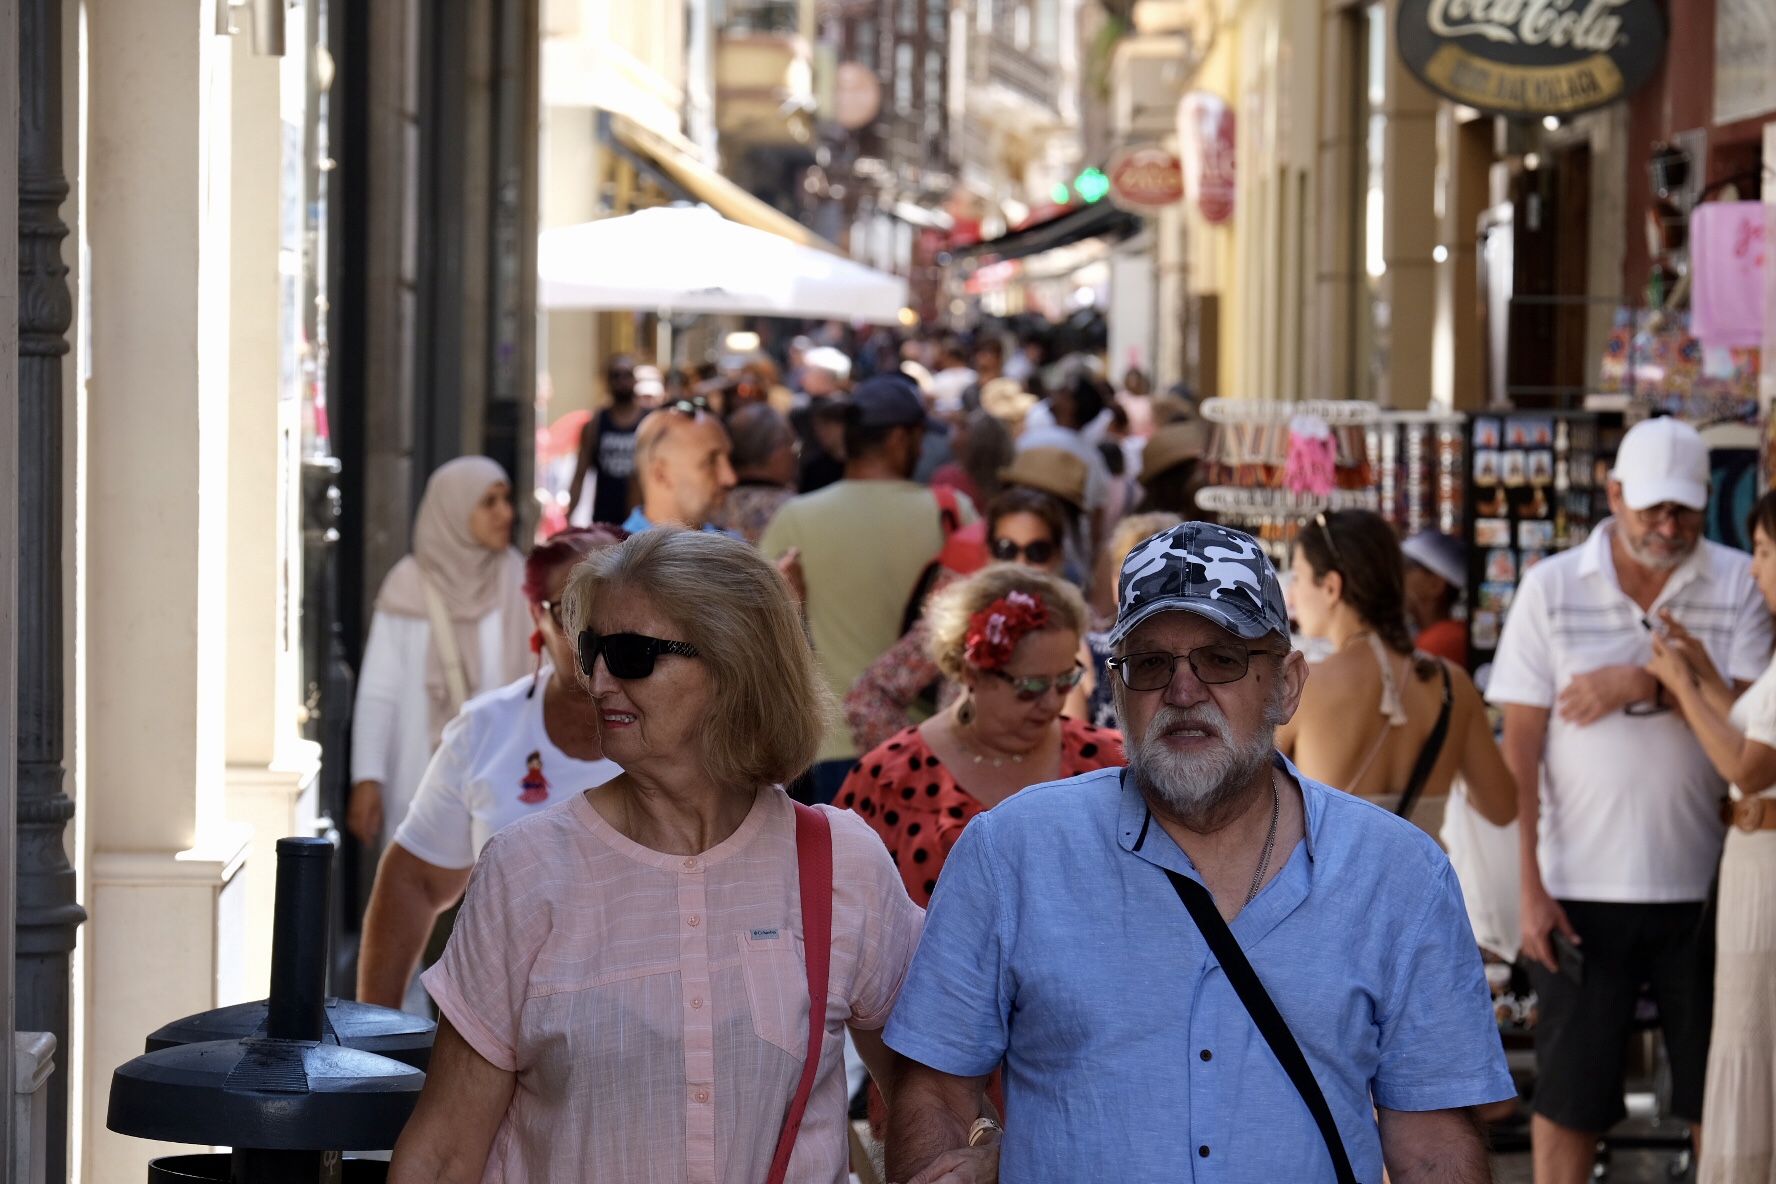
top-left (1166, 870), bottom-right (1360, 1184)
top-left (1395, 661), bottom-right (1455, 822)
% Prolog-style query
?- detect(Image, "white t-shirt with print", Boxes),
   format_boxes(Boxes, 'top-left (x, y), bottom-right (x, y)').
top-left (395, 671), bottom-right (622, 869)
top-left (1487, 521), bottom-right (1773, 903)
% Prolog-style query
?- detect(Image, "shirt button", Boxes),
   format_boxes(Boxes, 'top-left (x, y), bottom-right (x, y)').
top-left (695, 1090), bottom-right (710, 1103)
top-left (691, 997), bottom-right (704, 1009)
top-left (1200, 1049), bottom-right (1213, 1062)
top-left (1199, 1146), bottom-right (1210, 1158)
top-left (683, 857), bottom-right (699, 871)
top-left (688, 915), bottom-right (701, 928)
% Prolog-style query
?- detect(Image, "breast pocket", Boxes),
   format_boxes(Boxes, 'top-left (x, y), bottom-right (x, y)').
top-left (738, 931), bottom-right (809, 1059)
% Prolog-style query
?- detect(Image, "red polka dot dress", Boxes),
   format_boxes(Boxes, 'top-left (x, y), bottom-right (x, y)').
top-left (838, 718), bottom-right (1127, 907)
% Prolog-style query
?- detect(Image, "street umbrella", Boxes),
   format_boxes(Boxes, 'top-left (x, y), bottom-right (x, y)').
top-left (537, 205), bottom-right (908, 325)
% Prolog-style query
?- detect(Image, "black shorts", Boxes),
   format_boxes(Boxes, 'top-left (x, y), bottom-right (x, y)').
top-left (1526, 899), bottom-right (1713, 1131)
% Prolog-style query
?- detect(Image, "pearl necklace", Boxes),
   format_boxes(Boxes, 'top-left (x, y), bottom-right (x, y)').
top-left (955, 716), bottom-right (1034, 768)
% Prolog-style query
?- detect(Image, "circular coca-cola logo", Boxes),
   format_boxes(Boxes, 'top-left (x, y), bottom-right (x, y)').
top-left (1398, 0), bottom-right (1665, 119)
top-left (1109, 147), bottom-right (1185, 213)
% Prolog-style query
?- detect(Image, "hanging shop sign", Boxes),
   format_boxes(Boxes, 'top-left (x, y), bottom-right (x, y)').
top-left (1397, 0), bottom-right (1667, 120)
top-left (1108, 146), bottom-right (1185, 213)
top-left (1177, 91), bottom-right (1236, 224)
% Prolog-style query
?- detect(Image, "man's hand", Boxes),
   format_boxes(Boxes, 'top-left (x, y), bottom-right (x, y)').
top-left (1520, 877), bottom-right (1580, 974)
top-left (902, 1144), bottom-right (999, 1184)
top-left (1556, 665), bottom-right (1655, 725)
top-left (348, 779), bottom-right (385, 847)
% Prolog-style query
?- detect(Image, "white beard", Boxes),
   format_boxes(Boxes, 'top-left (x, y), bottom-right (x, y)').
top-left (1128, 702), bottom-right (1279, 822)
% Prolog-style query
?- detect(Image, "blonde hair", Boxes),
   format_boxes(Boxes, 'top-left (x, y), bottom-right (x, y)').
top-left (1109, 512), bottom-right (1185, 569)
top-left (1092, 512), bottom-right (1184, 613)
top-left (924, 565), bottom-right (1089, 682)
top-left (561, 529), bottom-right (835, 788)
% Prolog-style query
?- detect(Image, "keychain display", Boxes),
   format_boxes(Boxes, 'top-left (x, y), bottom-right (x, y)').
top-left (1370, 413), bottom-right (1466, 537)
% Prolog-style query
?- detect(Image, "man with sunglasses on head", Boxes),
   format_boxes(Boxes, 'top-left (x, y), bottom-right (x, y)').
top-left (886, 521), bottom-right (1512, 1184)
top-left (621, 400), bottom-right (739, 535)
top-left (1487, 416), bottom-right (1772, 1184)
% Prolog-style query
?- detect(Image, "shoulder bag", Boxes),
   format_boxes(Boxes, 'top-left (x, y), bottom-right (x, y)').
top-left (1165, 869), bottom-right (1361, 1184)
top-left (765, 802), bottom-right (834, 1184)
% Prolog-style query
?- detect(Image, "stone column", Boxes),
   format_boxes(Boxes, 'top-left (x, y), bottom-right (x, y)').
top-left (16, 0), bottom-right (87, 1176)
top-left (81, 1), bottom-right (250, 1177)
top-left (222, 16), bottom-right (321, 1000)
top-left (1376, 0), bottom-right (1439, 409)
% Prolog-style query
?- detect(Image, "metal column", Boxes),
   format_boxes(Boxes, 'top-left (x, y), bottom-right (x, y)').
top-left (16, 0), bottom-right (88, 1177)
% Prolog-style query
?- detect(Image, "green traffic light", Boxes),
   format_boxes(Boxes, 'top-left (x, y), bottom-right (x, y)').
top-left (1074, 167), bottom-right (1110, 203)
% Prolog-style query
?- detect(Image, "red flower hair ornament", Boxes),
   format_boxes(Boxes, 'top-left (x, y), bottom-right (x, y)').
top-left (963, 591), bottom-right (1050, 672)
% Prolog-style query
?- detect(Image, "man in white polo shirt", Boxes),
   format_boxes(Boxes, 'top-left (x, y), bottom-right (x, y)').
top-left (1488, 416), bottom-right (1773, 1184)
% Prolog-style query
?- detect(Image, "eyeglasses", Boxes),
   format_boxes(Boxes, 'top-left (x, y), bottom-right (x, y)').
top-left (989, 663), bottom-right (1086, 700)
top-left (576, 631), bottom-right (700, 680)
top-left (990, 537), bottom-right (1057, 566)
top-left (1632, 503), bottom-right (1703, 528)
top-left (540, 600), bottom-right (565, 631)
top-left (666, 396), bottom-right (711, 417)
top-left (1108, 644), bottom-right (1277, 691)
top-left (1313, 511), bottom-right (1344, 568)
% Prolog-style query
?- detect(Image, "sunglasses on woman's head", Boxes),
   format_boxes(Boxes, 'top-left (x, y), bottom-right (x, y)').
top-left (989, 663), bottom-right (1085, 700)
top-left (990, 537), bottom-right (1057, 565)
top-left (576, 631), bottom-right (700, 680)
top-left (666, 396), bottom-right (711, 417)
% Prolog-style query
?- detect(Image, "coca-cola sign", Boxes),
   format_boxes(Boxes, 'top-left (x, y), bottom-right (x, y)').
top-left (1398, 0), bottom-right (1665, 119)
top-left (1108, 147), bottom-right (1186, 213)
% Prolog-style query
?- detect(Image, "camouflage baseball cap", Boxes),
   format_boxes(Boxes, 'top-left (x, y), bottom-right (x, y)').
top-left (1109, 521), bottom-right (1291, 648)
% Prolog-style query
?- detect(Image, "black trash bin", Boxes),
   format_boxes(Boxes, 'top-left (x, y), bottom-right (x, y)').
top-left (108, 838), bottom-right (433, 1183)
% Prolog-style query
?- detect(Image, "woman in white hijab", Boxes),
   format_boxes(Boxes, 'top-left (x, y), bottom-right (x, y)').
top-left (349, 457), bottom-right (534, 847)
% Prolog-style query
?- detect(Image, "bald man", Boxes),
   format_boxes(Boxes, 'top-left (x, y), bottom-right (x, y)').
top-left (621, 405), bottom-right (739, 533)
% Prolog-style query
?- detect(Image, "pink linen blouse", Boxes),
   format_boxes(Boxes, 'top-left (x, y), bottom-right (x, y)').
top-left (422, 786), bottom-right (924, 1184)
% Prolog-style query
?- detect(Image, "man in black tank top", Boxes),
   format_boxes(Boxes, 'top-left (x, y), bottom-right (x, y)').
top-left (568, 355), bottom-right (647, 527)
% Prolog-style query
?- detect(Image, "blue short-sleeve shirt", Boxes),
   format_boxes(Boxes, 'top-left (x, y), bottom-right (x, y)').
top-left (883, 758), bottom-right (1514, 1183)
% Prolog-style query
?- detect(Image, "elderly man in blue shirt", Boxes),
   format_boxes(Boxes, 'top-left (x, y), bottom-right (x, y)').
top-left (884, 521), bottom-right (1514, 1184)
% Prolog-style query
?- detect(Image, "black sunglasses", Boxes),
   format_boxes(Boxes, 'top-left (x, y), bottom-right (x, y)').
top-left (990, 537), bottom-right (1057, 565)
top-left (1108, 644), bottom-right (1276, 691)
top-left (990, 663), bottom-right (1085, 700)
top-left (576, 631), bottom-right (700, 680)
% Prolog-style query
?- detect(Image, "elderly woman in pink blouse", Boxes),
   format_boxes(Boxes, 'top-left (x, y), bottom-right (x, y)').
top-left (391, 529), bottom-right (926, 1184)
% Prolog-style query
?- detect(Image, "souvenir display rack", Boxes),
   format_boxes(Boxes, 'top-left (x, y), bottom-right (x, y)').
top-left (1370, 412), bottom-right (1466, 538)
top-left (1196, 399), bottom-right (1383, 562)
top-left (1464, 410), bottom-right (1623, 673)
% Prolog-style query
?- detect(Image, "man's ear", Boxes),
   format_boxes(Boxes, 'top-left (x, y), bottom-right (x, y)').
top-left (1272, 649), bottom-right (1309, 725)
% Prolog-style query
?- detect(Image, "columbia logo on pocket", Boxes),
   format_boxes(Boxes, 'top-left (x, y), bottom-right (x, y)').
top-left (749, 928), bottom-right (780, 941)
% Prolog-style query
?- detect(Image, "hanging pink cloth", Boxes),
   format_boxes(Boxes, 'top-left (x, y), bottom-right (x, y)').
top-left (1690, 201), bottom-right (1767, 350)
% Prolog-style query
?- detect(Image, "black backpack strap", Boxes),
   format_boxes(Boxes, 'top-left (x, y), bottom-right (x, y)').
top-left (1395, 660), bottom-right (1455, 822)
top-left (1165, 870), bottom-right (1360, 1184)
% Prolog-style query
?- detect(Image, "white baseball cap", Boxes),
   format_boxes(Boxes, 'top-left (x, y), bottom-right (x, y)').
top-left (1610, 417), bottom-right (1709, 511)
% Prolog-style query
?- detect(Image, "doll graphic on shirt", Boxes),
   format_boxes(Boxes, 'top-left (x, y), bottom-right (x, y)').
top-left (518, 751), bottom-right (550, 805)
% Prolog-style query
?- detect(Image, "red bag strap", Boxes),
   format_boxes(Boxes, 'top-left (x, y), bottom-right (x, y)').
top-left (765, 802), bottom-right (834, 1184)
top-left (933, 484), bottom-right (962, 538)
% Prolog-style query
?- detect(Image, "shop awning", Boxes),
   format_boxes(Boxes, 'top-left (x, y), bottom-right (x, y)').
top-left (538, 206), bottom-right (908, 324)
top-left (606, 114), bottom-right (835, 252)
top-left (946, 201), bottom-right (1142, 263)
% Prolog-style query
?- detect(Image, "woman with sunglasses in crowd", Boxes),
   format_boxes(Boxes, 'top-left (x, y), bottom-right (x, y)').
top-left (838, 564), bottom-right (1124, 909)
top-left (844, 486), bottom-right (1073, 754)
top-left (1281, 509), bottom-right (1516, 836)
top-left (356, 527), bottom-right (626, 1011)
top-left (392, 529), bottom-right (926, 1184)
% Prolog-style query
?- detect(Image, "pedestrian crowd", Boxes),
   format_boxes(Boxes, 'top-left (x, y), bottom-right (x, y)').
top-left (348, 329), bottom-right (1776, 1184)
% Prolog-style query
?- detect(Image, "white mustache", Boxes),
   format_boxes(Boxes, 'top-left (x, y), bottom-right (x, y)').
top-left (1146, 704), bottom-right (1230, 742)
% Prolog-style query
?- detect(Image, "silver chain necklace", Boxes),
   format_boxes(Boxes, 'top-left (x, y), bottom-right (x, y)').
top-left (1243, 776), bottom-right (1281, 907)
